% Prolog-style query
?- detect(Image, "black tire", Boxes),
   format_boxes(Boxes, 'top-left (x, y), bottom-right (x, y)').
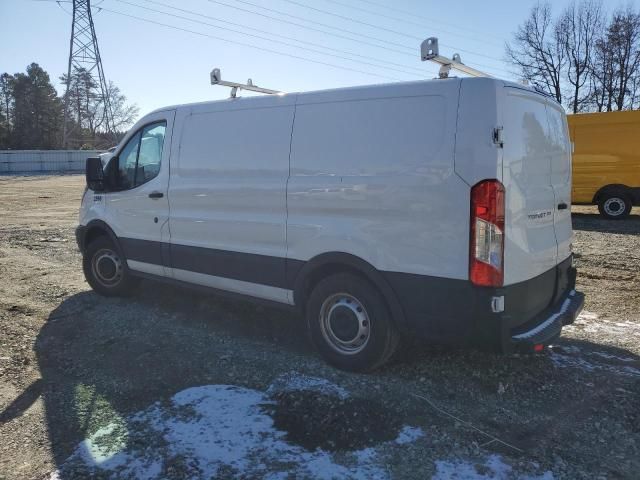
top-left (306, 272), bottom-right (398, 372)
top-left (82, 236), bottom-right (139, 296)
top-left (597, 193), bottom-right (632, 219)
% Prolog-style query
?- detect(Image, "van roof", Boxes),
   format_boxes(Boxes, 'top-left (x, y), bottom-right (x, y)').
top-left (147, 77), bottom-right (530, 115)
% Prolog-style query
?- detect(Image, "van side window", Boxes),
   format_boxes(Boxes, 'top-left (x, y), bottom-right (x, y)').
top-left (137, 123), bottom-right (166, 185)
top-left (116, 121), bottom-right (166, 190)
top-left (118, 131), bottom-right (141, 190)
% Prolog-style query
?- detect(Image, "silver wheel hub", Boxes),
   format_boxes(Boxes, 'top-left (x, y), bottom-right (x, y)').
top-left (92, 248), bottom-right (123, 287)
top-left (319, 293), bottom-right (370, 355)
top-left (604, 197), bottom-right (626, 216)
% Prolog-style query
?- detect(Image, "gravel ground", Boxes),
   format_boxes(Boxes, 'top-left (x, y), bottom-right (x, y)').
top-left (0, 175), bottom-right (638, 480)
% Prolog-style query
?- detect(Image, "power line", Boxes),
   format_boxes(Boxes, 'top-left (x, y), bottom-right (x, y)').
top-left (34, 0), bottom-right (509, 56)
top-left (224, 0), bottom-right (511, 75)
top-left (32, 0), bottom-right (426, 80)
top-left (202, 0), bottom-right (512, 77)
top-left (56, 0), bottom-right (72, 15)
top-left (138, 0), bottom-right (513, 80)
top-left (36, 0), bottom-right (511, 80)
top-left (319, 0), bottom-right (504, 49)
top-left (279, 0), bottom-right (508, 65)
top-left (97, 6), bottom-right (406, 81)
top-left (208, 0), bottom-right (417, 53)
top-left (282, 0), bottom-right (429, 41)
top-left (353, 0), bottom-right (505, 42)
top-left (112, 0), bottom-right (427, 77)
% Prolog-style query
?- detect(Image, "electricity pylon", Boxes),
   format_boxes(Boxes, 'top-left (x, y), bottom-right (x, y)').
top-left (62, 0), bottom-right (114, 147)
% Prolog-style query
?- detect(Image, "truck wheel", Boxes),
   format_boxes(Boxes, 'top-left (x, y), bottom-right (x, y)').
top-left (598, 193), bottom-right (632, 219)
top-left (306, 273), bottom-right (398, 372)
top-left (82, 236), bottom-right (139, 296)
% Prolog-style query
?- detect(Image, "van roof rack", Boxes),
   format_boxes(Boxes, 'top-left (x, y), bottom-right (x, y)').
top-left (211, 68), bottom-right (284, 98)
top-left (421, 37), bottom-right (491, 79)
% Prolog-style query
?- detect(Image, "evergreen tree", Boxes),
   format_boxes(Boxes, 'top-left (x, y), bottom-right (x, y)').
top-left (0, 63), bottom-right (137, 150)
top-left (10, 63), bottom-right (62, 149)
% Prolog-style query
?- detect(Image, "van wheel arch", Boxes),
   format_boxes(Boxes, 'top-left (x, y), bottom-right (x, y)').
top-left (292, 252), bottom-right (407, 332)
top-left (592, 184), bottom-right (632, 204)
top-left (83, 220), bottom-right (121, 252)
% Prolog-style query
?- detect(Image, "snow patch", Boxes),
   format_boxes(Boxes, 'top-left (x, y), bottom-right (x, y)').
top-left (354, 447), bottom-right (378, 463)
top-left (551, 350), bottom-right (640, 377)
top-left (394, 425), bottom-right (425, 445)
top-left (565, 311), bottom-right (640, 337)
top-left (433, 454), bottom-right (553, 480)
top-left (76, 423), bottom-right (127, 466)
top-left (551, 310), bottom-right (640, 377)
top-left (266, 371), bottom-right (350, 399)
top-left (49, 374), bottom-right (425, 479)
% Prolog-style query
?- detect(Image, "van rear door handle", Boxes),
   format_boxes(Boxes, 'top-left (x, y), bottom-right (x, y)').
top-left (148, 191), bottom-right (164, 199)
top-left (557, 202), bottom-right (568, 210)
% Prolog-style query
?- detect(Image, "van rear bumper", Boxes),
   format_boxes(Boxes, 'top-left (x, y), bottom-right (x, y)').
top-left (509, 289), bottom-right (584, 352)
top-left (383, 255), bottom-right (583, 352)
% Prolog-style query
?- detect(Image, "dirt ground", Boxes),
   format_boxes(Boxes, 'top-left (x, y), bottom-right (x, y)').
top-left (0, 175), bottom-right (638, 479)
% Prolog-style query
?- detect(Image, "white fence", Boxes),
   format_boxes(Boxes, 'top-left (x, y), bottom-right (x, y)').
top-left (0, 150), bottom-right (103, 174)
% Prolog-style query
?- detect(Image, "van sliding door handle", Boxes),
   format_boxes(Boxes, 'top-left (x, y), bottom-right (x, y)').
top-left (148, 192), bottom-right (164, 199)
top-left (557, 202), bottom-right (568, 210)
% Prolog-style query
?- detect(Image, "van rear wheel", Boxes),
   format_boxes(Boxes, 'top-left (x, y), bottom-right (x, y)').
top-left (306, 273), bottom-right (398, 372)
top-left (83, 236), bottom-right (139, 296)
top-left (598, 193), bottom-right (632, 219)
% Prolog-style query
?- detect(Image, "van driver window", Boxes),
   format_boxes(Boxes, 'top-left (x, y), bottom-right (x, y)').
top-left (137, 123), bottom-right (166, 185)
top-left (118, 131), bottom-right (141, 190)
top-left (116, 121), bottom-right (166, 190)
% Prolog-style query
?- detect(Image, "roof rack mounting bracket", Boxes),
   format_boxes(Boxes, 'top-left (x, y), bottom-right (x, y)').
top-left (210, 68), bottom-right (284, 98)
top-left (420, 37), bottom-right (491, 79)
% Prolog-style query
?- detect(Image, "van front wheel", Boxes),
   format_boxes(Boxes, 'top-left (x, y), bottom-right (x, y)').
top-left (598, 193), bottom-right (632, 219)
top-left (83, 236), bottom-right (139, 296)
top-left (306, 273), bottom-right (398, 372)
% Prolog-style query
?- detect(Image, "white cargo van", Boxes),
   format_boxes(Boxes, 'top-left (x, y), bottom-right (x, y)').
top-left (77, 77), bottom-right (584, 371)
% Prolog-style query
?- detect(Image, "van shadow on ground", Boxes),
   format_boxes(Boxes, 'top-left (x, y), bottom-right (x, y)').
top-left (32, 284), bottom-right (311, 469)
top-left (1, 282), bottom-right (639, 478)
top-left (572, 212), bottom-right (640, 235)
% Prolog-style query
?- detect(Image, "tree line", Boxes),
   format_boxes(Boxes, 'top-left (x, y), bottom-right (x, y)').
top-left (0, 63), bottom-right (138, 150)
top-left (507, 1), bottom-right (640, 113)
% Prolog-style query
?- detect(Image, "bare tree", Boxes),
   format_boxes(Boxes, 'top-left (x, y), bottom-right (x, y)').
top-left (589, 7), bottom-right (640, 111)
top-left (61, 68), bottom-right (138, 148)
top-left (506, 2), bottom-right (567, 104)
top-left (558, 0), bottom-right (604, 113)
top-left (590, 32), bottom-right (616, 111)
top-left (610, 7), bottom-right (640, 110)
top-left (106, 81), bottom-right (139, 134)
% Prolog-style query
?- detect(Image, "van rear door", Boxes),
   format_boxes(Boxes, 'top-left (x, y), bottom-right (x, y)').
top-left (545, 103), bottom-right (573, 263)
top-left (501, 88), bottom-right (563, 285)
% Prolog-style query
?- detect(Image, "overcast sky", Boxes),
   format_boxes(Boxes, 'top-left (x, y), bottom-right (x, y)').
top-left (2, 0), bottom-right (639, 117)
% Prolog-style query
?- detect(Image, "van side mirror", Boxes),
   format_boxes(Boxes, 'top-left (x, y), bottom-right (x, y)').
top-left (86, 157), bottom-right (105, 192)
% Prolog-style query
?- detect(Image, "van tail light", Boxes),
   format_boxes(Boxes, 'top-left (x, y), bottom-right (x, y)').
top-left (470, 179), bottom-right (505, 287)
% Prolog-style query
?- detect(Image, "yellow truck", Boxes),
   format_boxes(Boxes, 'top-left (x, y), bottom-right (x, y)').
top-left (568, 110), bottom-right (640, 219)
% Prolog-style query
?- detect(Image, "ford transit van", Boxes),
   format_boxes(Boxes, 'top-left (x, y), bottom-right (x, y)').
top-left (77, 77), bottom-right (584, 371)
